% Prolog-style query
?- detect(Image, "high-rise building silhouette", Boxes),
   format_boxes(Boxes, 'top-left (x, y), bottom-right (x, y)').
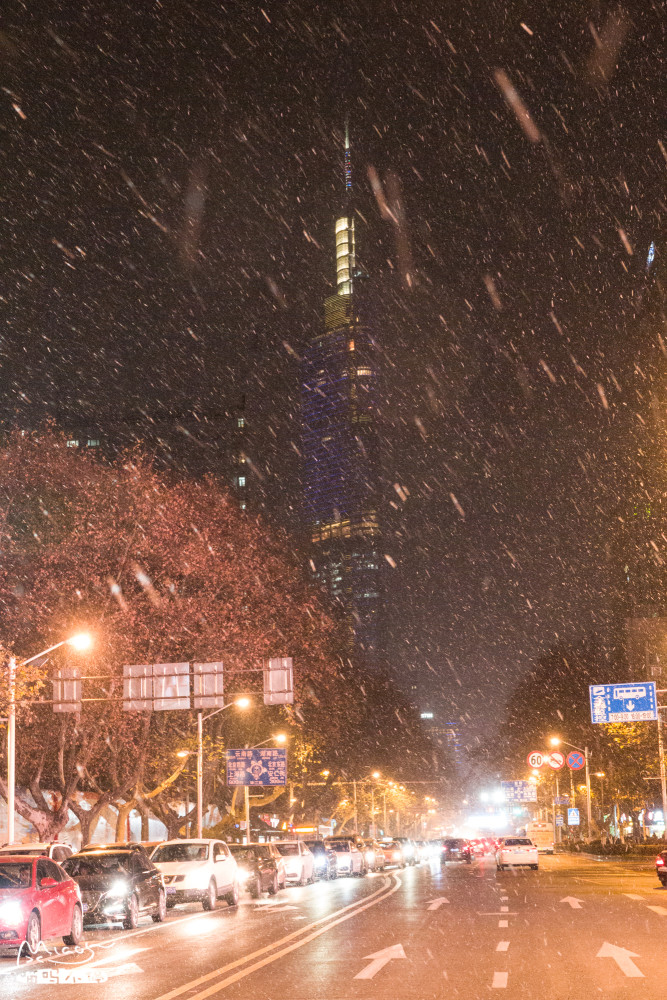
top-left (301, 126), bottom-right (384, 662)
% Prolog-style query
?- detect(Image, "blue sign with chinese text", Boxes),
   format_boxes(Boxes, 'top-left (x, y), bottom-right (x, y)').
top-left (226, 748), bottom-right (287, 786)
top-left (589, 682), bottom-right (658, 724)
top-left (555, 814), bottom-right (564, 826)
top-left (567, 808), bottom-right (580, 826)
top-left (501, 780), bottom-right (537, 803)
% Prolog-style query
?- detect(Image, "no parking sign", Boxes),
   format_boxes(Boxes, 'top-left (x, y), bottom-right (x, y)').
top-left (566, 751), bottom-right (584, 771)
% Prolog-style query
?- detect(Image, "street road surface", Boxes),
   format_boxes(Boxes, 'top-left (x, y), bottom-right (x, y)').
top-left (2, 853), bottom-right (665, 999)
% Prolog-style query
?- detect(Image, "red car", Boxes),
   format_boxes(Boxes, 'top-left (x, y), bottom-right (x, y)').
top-left (0, 856), bottom-right (82, 955)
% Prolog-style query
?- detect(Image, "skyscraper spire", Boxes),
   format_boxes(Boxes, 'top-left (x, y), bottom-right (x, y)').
top-left (336, 118), bottom-right (355, 294)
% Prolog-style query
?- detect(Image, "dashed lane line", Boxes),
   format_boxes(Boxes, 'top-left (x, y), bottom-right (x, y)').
top-left (496, 941), bottom-right (509, 952)
top-left (492, 971), bottom-right (508, 988)
top-left (498, 920), bottom-right (508, 928)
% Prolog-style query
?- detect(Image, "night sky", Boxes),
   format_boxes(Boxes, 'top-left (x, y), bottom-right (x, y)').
top-left (1, 1), bottom-right (665, 745)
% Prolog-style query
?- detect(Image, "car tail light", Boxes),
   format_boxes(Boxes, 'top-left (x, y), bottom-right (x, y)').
top-left (656, 857), bottom-right (664, 865)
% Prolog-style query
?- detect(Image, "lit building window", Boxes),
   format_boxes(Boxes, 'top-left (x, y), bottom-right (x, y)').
top-left (356, 367), bottom-right (373, 376)
top-left (237, 417), bottom-right (245, 429)
top-left (348, 340), bottom-right (355, 352)
top-left (238, 476), bottom-right (246, 488)
top-left (87, 439), bottom-right (100, 447)
top-left (66, 440), bottom-right (79, 448)
top-left (240, 501), bottom-right (247, 510)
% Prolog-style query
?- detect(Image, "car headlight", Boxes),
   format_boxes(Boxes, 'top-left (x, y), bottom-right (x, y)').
top-left (105, 879), bottom-right (130, 899)
top-left (365, 851), bottom-right (373, 862)
top-left (0, 900), bottom-right (23, 924)
top-left (236, 867), bottom-right (252, 881)
top-left (184, 868), bottom-right (211, 890)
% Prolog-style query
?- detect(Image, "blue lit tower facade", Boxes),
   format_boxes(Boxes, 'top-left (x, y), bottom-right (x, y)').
top-left (302, 127), bottom-right (383, 662)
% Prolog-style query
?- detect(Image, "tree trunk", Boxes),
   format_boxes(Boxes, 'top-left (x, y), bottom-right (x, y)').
top-left (116, 800), bottom-right (135, 841)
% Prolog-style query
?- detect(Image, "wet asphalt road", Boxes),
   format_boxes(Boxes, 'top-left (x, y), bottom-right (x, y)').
top-left (2, 853), bottom-right (667, 999)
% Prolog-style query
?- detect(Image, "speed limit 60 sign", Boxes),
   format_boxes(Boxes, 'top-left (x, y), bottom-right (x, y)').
top-left (527, 751), bottom-right (544, 768)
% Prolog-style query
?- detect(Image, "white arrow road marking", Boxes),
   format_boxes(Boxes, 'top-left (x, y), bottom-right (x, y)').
top-left (105, 963), bottom-right (144, 979)
top-left (647, 905), bottom-right (667, 916)
top-left (597, 942), bottom-right (644, 978)
top-left (354, 944), bottom-right (407, 980)
top-left (427, 897), bottom-right (450, 910)
top-left (492, 971), bottom-right (508, 988)
top-left (560, 896), bottom-right (583, 909)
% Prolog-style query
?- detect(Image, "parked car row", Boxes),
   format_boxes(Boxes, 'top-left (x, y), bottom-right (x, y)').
top-left (0, 832), bottom-right (420, 956)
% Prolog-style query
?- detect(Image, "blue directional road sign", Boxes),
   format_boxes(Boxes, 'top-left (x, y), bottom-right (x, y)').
top-left (589, 682), bottom-right (658, 724)
top-left (567, 808), bottom-right (580, 826)
top-left (226, 748), bottom-right (287, 787)
top-left (555, 814), bottom-right (564, 827)
top-left (554, 795), bottom-right (570, 805)
top-left (501, 780), bottom-right (537, 803)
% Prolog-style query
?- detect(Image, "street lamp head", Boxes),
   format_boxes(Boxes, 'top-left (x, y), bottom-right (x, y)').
top-left (372, 771), bottom-right (381, 779)
top-left (175, 750), bottom-right (190, 759)
top-left (273, 733), bottom-right (287, 744)
top-left (549, 737), bottom-right (561, 747)
top-left (595, 772), bottom-right (605, 777)
top-left (235, 697), bottom-right (251, 709)
top-left (67, 632), bottom-right (93, 652)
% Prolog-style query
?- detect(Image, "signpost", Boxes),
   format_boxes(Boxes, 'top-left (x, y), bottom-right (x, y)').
top-left (527, 751), bottom-right (545, 768)
top-left (501, 780), bottom-right (537, 803)
top-left (568, 808), bottom-right (580, 826)
top-left (547, 751), bottom-right (565, 770)
top-left (589, 682), bottom-right (658, 724)
top-left (226, 748), bottom-right (288, 787)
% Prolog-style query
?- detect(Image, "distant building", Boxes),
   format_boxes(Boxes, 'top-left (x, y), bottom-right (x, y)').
top-left (301, 126), bottom-right (384, 662)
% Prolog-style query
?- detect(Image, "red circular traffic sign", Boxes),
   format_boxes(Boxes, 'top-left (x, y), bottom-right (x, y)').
top-left (566, 751), bottom-right (584, 770)
top-left (527, 751), bottom-right (545, 768)
top-left (547, 751), bottom-right (565, 770)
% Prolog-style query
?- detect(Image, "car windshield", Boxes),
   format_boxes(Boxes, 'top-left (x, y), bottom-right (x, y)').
top-left (152, 844), bottom-right (208, 863)
top-left (304, 842), bottom-right (325, 853)
top-left (0, 863), bottom-right (32, 888)
top-left (229, 845), bottom-right (269, 860)
top-left (444, 840), bottom-right (464, 848)
top-left (328, 842), bottom-right (350, 852)
top-left (504, 839), bottom-right (532, 847)
top-left (62, 853), bottom-right (132, 877)
top-left (275, 844), bottom-right (299, 856)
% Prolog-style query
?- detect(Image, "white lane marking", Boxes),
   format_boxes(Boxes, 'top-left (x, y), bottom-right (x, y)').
top-left (496, 941), bottom-right (509, 952)
top-left (624, 893), bottom-right (646, 900)
top-left (105, 962), bottom-right (144, 979)
top-left (498, 920), bottom-right (508, 928)
top-left (354, 943), bottom-right (407, 980)
top-left (492, 971), bottom-right (508, 988)
top-left (646, 905), bottom-right (667, 916)
top-left (500, 906), bottom-right (509, 912)
top-left (478, 912), bottom-right (517, 916)
top-left (596, 942), bottom-right (644, 978)
top-left (560, 896), bottom-right (583, 909)
top-left (427, 897), bottom-right (449, 910)
top-left (499, 896), bottom-right (508, 901)
top-left (153, 875), bottom-right (400, 1000)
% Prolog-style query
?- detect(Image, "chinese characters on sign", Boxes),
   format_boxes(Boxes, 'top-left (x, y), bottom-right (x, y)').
top-left (226, 748), bottom-right (287, 786)
top-left (501, 781), bottom-right (537, 803)
top-left (589, 682), bottom-right (658, 724)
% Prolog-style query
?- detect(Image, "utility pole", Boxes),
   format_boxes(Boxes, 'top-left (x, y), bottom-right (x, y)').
top-left (585, 746), bottom-right (592, 835)
top-left (658, 708), bottom-right (667, 827)
top-left (6, 657), bottom-right (15, 845)
top-left (353, 780), bottom-right (358, 834)
top-left (196, 711), bottom-right (203, 839)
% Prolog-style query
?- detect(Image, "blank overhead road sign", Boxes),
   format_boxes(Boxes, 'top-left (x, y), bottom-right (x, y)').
top-left (527, 751), bottom-right (545, 768)
top-left (567, 751), bottom-right (585, 770)
top-left (548, 751), bottom-right (565, 770)
top-left (589, 682), bottom-right (658, 724)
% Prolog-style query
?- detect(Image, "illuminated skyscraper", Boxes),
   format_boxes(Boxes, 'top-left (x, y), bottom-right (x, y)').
top-left (302, 126), bottom-right (383, 662)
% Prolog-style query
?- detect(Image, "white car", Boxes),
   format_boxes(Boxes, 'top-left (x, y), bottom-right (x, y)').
top-left (273, 841), bottom-right (314, 885)
top-left (150, 839), bottom-right (239, 910)
top-left (495, 837), bottom-right (539, 870)
top-left (324, 839), bottom-right (365, 877)
top-left (0, 842), bottom-right (74, 864)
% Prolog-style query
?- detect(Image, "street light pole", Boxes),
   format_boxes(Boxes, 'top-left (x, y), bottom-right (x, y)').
top-left (196, 711), bottom-right (203, 839)
top-left (657, 709), bottom-right (667, 828)
top-left (6, 657), bottom-right (16, 846)
top-left (5, 633), bottom-right (92, 845)
top-left (585, 746), bottom-right (592, 833)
